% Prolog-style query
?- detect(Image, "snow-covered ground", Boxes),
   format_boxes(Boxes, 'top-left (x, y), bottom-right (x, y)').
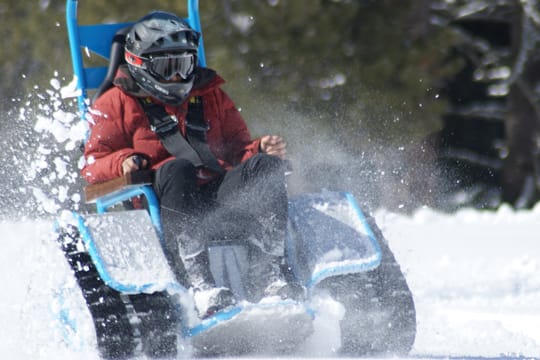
top-left (377, 206), bottom-right (540, 358)
top-left (1, 204), bottom-right (539, 359)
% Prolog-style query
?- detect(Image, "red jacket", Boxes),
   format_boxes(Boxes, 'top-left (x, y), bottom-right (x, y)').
top-left (82, 66), bottom-right (261, 184)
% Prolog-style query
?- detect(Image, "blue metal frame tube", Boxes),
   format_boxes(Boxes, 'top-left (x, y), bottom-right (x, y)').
top-left (95, 186), bottom-right (163, 242)
top-left (66, 0), bottom-right (88, 116)
top-left (187, 0), bottom-right (207, 67)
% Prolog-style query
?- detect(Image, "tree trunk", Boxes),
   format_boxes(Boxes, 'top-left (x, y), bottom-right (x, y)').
top-left (502, 6), bottom-right (540, 207)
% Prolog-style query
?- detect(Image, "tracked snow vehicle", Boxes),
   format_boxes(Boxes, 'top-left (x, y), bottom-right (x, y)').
top-left (55, 0), bottom-right (416, 357)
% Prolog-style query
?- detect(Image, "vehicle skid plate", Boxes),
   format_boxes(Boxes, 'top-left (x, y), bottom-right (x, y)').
top-left (188, 300), bottom-right (314, 356)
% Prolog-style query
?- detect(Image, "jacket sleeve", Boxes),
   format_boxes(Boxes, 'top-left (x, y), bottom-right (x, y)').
top-left (215, 89), bottom-right (261, 165)
top-left (81, 90), bottom-right (140, 184)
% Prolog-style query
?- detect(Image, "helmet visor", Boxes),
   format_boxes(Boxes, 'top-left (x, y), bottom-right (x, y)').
top-left (147, 52), bottom-right (196, 81)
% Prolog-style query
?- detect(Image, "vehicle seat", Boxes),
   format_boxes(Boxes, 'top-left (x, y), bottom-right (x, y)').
top-left (91, 26), bottom-right (131, 104)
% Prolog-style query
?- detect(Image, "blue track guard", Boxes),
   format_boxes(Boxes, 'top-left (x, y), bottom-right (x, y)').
top-left (94, 184), bottom-right (163, 239)
top-left (70, 210), bottom-right (186, 295)
top-left (287, 191), bottom-right (382, 290)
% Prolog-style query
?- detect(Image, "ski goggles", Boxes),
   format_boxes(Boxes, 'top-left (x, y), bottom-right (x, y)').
top-left (147, 52), bottom-right (196, 81)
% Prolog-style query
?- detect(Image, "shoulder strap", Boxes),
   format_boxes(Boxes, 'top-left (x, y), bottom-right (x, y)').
top-left (139, 97), bottom-right (225, 175)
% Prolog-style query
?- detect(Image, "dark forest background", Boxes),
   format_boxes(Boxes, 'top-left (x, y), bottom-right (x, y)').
top-left (2, 0), bottom-right (540, 216)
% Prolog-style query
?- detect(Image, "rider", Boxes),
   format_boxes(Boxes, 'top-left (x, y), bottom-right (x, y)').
top-left (81, 10), bottom-right (303, 318)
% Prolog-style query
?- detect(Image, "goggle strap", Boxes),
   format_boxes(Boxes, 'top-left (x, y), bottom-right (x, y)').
top-left (125, 49), bottom-right (146, 68)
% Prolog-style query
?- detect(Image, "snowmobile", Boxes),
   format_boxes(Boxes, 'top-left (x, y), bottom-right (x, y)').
top-left (55, 0), bottom-right (416, 358)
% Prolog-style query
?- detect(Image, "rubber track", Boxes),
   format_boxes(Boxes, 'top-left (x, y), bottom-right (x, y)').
top-left (56, 224), bottom-right (179, 359)
top-left (315, 213), bottom-right (416, 356)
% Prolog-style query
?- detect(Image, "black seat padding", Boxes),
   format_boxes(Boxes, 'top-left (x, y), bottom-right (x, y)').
top-left (91, 26), bottom-right (132, 104)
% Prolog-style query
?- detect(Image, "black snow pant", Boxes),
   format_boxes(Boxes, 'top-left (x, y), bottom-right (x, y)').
top-left (153, 153), bottom-right (288, 292)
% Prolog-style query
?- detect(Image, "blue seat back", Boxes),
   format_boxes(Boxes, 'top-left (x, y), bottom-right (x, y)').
top-left (66, 0), bottom-right (206, 117)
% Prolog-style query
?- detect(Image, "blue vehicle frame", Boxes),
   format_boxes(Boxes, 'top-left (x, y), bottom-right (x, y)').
top-left (59, 0), bottom-right (416, 357)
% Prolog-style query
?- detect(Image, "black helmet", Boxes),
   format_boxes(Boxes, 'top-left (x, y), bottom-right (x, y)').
top-left (125, 11), bottom-right (200, 105)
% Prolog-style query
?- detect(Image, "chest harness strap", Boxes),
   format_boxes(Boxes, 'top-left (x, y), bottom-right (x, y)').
top-left (139, 96), bottom-right (225, 175)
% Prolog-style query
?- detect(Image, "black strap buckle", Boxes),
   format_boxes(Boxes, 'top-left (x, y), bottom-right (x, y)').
top-left (150, 115), bottom-right (178, 134)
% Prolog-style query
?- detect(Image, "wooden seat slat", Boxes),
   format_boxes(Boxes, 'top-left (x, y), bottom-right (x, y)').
top-left (84, 170), bottom-right (154, 203)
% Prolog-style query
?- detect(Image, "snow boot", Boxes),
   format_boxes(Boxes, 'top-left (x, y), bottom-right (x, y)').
top-left (263, 278), bottom-right (306, 301)
top-left (192, 287), bottom-right (236, 318)
top-left (246, 249), bottom-right (306, 302)
top-left (182, 250), bottom-right (237, 318)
